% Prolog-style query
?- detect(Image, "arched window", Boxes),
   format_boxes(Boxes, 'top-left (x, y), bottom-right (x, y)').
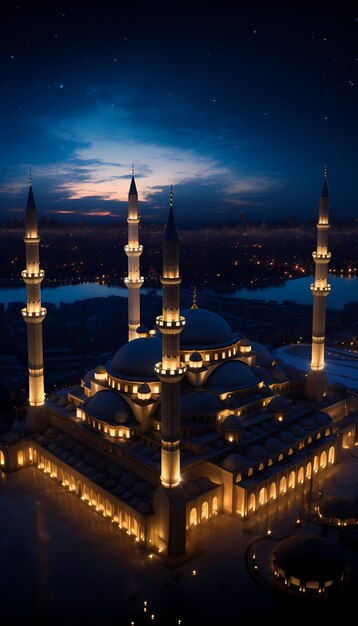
top-left (289, 470), bottom-right (295, 489)
top-left (278, 453), bottom-right (283, 461)
top-left (306, 462), bottom-right (312, 480)
top-left (0, 450), bottom-right (4, 466)
top-left (320, 450), bottom-right (327, 469)
top-left (269, 482), bottom-right (277, 500)
top-left (316, 433), bottom-right (321, 440)
top-left (248, 467), bottom-right (254, 477)
top-left (258, 462), bottom-right (264, 471)
top-left (248, 493), bottom-right (256, 512)
top-left (325, 428), bottom-right (330, 436)
top-left (288, 448), bottom-right (293, 456)
top-left (190, 507), bottom-right (197, 526)
top-left (268, 458), bottom-right (273, 466)
top-left (328, 446), bottom-right (335, 464)
top-left (201, 501), bottom-right (209, 520)
top-left (279, 476), bottom-right (287, 494)
top-left (17, 450), bottom-right (24, 466)
top-left (212, 496), bottom-right (218, 514)
top-left (298, 467), bottom-right (304, 483)
top-left (307, 436), bottom-right (312, 444)
top-left (258, 487), bottom-right (267, 506)
top-left (313, 455), bottom-right (319, 473)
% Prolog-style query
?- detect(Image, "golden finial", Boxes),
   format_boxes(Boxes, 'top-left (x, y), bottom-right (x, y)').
top-left (170, 184), bottom-right (173, 208)
top-left (191, 285), bottom-right (198, 310)
top-left (324, 165), bottom-right (327, 178)
top-left (29, 170), bottom-right (32, 186)
top-left (132, 164), bottom-right (134, 176)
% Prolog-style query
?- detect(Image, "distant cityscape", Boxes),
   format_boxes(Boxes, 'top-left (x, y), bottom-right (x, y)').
top-left (1, 218), bottom-right (357, 292)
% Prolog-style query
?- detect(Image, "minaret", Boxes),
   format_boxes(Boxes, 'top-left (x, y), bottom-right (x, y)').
top-left (153, 187), bottom-right (187, 558)
top-left (21, 177), bottom-right (48, 428)
top-left (305, 168), bottom-right (331, 401)
top-left (124, 167), bottom-right (143, 341)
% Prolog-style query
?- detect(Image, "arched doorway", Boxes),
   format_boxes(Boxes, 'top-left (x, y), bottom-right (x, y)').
top-left (328, 446), bottom-right (335, 464)
top-left (269, 482), bottom-right (277, 500)
top-left (258, 487), bottom-right (267, 506)
top-left (279, 476), bottom-right (287, 495)
top-left (190, 507), bottom-right (198, 526)
top-left (289, 471), bottom-right (295, 489)
top-left (212, 496), bottom-right (218, 514)
top-left (201, 501), bottom-right (209, 520)
top-left (248, 493), bottom-right (256, 512)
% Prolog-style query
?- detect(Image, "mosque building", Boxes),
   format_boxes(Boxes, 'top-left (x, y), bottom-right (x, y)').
top-left (0, 171), bottom-right (357, 561)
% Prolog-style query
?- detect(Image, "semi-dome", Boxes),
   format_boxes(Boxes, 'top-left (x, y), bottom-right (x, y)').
top-left (278, 430), bottom-right (296, 444)
top-left (220, 414), bottom-right (244, 431)
top-left (221, 395), bottom-right (240, 409)
top-left (205, 361), bottom-right (258, 393)
top-left (300, 418), bottom-right (318, 432)
top-left (267, 395), bottom-right (290, 412)
top-left (223, 453), bottom-right (250, 472)
top-left (290, 424), bottom-right (306, 438)
top-left (247, 444), bottom-right (267, 460)
top-left (180, 391), bottom-right (221, 416)
top-left (312, 412), bottom-right (332, 426)
top-left (108, 337), bottom-right (162, 380)
top-left (83, 390), bottom-right (135, 425)
top-left (264, 438), bottom-right (283, 453)
top-left (251, 342), bottom-right (273, 367)
top-left (181, 308), bottom-right (235, 349)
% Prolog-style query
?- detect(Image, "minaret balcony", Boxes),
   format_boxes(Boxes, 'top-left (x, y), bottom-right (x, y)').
top-left (21, 269), bottom-right (45, 283)
top-left (154, 362), bottom-right (187, 381)
top-left (312, 251), bottom-right (331, 262)
top-left (310, 284), bottom-right (331, 295)
top-left (156, 316), bottom-right (185, 334)
top-left (124, 244), bottom-right (143, 256)
top-left (21, 307), bottom-right (47, 322)
top-left (124, 277), bottom-right (144, 287)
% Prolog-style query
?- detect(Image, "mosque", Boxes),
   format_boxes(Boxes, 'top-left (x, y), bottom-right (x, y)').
top-left (0, 172), bottom-right (357, 561)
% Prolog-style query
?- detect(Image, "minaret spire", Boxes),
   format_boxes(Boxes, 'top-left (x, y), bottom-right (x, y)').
top-left (154, 187), bottom-right (187, 558)
top-left (21, 179), bottom-right (47, 416)
top-left (124, 167), bottom-right (144, 341)
top-left (305, 169), bottom-right (331, 401)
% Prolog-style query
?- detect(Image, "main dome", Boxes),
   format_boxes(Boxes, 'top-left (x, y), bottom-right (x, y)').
top-left (181, 308), bottom-right (236, 349)
top-left (108, 337), bottom-right (162, 380)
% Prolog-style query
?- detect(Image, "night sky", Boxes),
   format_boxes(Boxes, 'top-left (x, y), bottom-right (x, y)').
top-left (0, 1), bottom-right (356, 222)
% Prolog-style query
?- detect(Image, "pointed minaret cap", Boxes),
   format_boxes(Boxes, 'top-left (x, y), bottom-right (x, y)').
top-left (191, 285), bottom-right (198, 310)
top-left (321, 166), bottom-right (329, 198)
top-left (129, 165), bottom-right (137, 195)
top-left (26, 178), bottom-right (37, 212)
top-left (164, 185), bottom-right (179, 240)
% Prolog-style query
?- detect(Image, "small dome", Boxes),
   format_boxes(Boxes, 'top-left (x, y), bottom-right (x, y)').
top-left (0, 432), bottom-right (19, 444)
top-left (247, 445), bottom-right (267, 460)
top-left (83, 367), bottom-right (96, 389)
top-left (251, 342), bottom-right (273, 367)
top-left (290, 424), bottom-right (306, 438)
top-left (94, 364), bottom-right (106, 374)
top-left (264, 438), bottom-right (283, 453)
top-left (267, 395), bottom-right (290, 412)
top-left (83, 390), bottom-right (135, 425)
top-left (181, 308), bottom-right (235, 349)
top-left (189, 351), bottom-right (203, 362)
top-left (274, 534), bottom-right (344, 583)
top-left (271, 364), bottom-right (288, 383)
top-left (223, 454), bottom-right (250, 472)
top-left (108, 337), bottom-right (162, 380)
top-left (253, 365), bottom-right (273, 384)
top-left (221, 395), bottom-right (240, 409)
top-left (278, 430), bottom-right (296, 444)
top-left (138, 383), bottom-right (151, 394)
top-left (45, 427), bottom-right (60, 439)
top-left (312, 412), bottom-right (332, 426)
top-left (206, 361), bottom-right (258, 393)
top-left (180, 391), bottom-right (221, 416)
top-left (300, 418), bottom-right (318, 432)
top-left (250, 426), bottom-right (263, 436)
top-left (239, 338), bottom-right (251, 347)
top-left (220, 414), bottom-right (244, 431)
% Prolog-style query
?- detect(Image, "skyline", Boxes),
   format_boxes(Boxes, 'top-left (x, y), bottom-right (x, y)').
top-left (0, 2), bottom-right (356, 222)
